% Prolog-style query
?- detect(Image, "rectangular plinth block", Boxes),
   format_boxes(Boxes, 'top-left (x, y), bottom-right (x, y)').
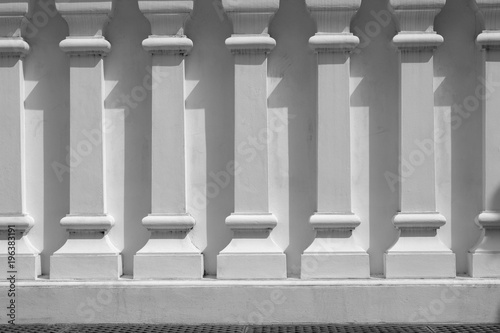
top-left (134, 254), bottom-right (203, 279)
top-left (217, 254), bottom-right (286, 279)
top-left (301, 253), bottom-right (370, 279)
top-left (468, 253), bottom-right (500, 278)
top-left (50, 255), bottom-right (122, 280)
top-left (384, 253), bottom-right (456, 278)
top-left (0, 255), bottom-right (40, 280)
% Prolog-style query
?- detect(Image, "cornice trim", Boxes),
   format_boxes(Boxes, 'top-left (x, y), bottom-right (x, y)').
top-left (477, 32), bottom-right (500, 49)
top-left (309, 34), bottom-right (359, 52)
top-left (0, 38), bottom-right (29, 57)
top-left (142, 36), bottom-right (193, 55)
top-left (393, 32), bottom-right (444, 50)
top-left (142, 214), bottom-right (195, 231)
top-left (60, 214), bottom-right (115, 232)
top-left (392, 212), bottom-right (446, 229)
top-left (225, 213), bottom-right (278, 230)
top-left (59, 37), bottom-right (111, 56)
top-left (225, 35), bottom-right (276, 54)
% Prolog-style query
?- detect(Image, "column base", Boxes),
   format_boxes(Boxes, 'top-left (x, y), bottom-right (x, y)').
top-left (50, 215), bottom-right (121, 280)
top-left (0, 254), bottom-right (40, 280)
top-left (134, 214), bottom-right (202, 279)
top-left (50, 254), bottom-right (122, 280)
top-left (385, 212), bottom-right (455, 278)
top-left (217, 213), bottom-right (286, 279)
top-left (385, 253), bottom-right (455, 278)
top-left (301, 253), bottom-right (369, 279)
top-left (468, 253), bottom-right (500, 278)
top-left (468, 212), bottom-right (500, 277)
top-left (134, 254), bottom-right (203, 279)
top-left (301, 213), bottom-right (369, 279)
top-left (217, 253), bottom-right (286, 279)
top-left (0, 214), bottom-right (41, 279)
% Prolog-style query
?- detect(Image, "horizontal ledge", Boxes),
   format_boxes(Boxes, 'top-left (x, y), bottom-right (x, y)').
top-left (142, 214), bottom-right (195, 230)
top-left (306, 0), bottom-right (361, 11)
top-left (222, 0), bottom-right (279, 13)
top-left (477, 32), bottom-right (500, 48)
top-left (393, 33), bottom-right (443, 49)
top-left (225, 35), bottom-right (276, 53)
top-left (60, 214), bottom-right (115, 231)
top-left (59, 37), bottom-right (111, 55)
top-left (309, 34), bottom-right (359, 52)
top-left (10, 276), bottom-right (500, 287)
top-left (55, 1), bottom-right (112, 15)
top-left (225, 213), bottom-right (278, 229)
top-left (138, 1), bottom-right (193, 14)
top-left (392, 212), bottom-right (446, 228)
top-left (142, 36), bottom-right (193, 55)
top-left (309, 213), bottom-right (361, 229)
top-left (0, 214), bottom-right (34, 230)
top-left (476, 211), bottom-right (500, 228)
top-left (0, 39), bottom-right (29, 56)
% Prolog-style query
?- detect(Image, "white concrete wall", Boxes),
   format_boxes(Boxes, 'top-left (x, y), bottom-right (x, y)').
top-left (22, 0), bottom-right (483, 277)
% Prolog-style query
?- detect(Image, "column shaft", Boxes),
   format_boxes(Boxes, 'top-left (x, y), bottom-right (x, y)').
top-left (385, 0), bottom-right (455, 278)
top-left (469, 11), bottom-right (500, 276)
top-left (0, 40), bottom-right (40, 280)
top-left (301, 1), bottom-right (368, 279)
top-left (135, 0), bottom-right (202, 279)
top-left (50, 0), bottom-right (121, 280)
top-left (217, 0), bottom-right (286, 279)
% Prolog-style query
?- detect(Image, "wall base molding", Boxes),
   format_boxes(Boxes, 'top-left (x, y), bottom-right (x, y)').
top-left (7, 278), bottom-right (500, 324)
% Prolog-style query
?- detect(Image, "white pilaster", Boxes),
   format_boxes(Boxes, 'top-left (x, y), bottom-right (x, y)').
top-left (217, 0), bottom-right (286, 279)
top-left (301, 0), bottom-right (369, 279)
top-left (134, 0), bottom-right (202, 279)
top-left (0, 1), bottom-right (40, 280)
top-left (469, 0), bottom-right (500, 278)
top-left (50, 0), bottom-right (121, 280)
top-left (385, 0), bottom-right (455, 278)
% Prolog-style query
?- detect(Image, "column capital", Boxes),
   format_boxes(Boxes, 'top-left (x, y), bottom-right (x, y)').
top-left (222, 0), bottom-right (279, 35)
top-left (476, 0), bottom-right (500, 30)
top-left (138, 0), bottom-right (193, 36)
top-left (389, 0), bottom-right (445, 51)
top-left (55, 0), bottom-right (113, 55)
top-left (0, 0), bottom-right (30, 37)
top-left (138, 0), bottom-right (194, 55)
top-left (475, 1), bottom-right (500, 49)
top-left (306, 0), bottom-right (361, 34)
top-left (0, 0), bottom-right (31, 56)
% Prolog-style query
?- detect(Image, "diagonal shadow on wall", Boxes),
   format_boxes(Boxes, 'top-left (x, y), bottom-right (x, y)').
top-left (24, 0), bottom-right (70, 276)
top-left (185, 0), bottom-right (234, 276)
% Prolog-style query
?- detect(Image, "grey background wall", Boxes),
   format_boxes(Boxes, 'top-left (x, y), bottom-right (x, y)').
top-left (23, 0), bottom-right (484, 277)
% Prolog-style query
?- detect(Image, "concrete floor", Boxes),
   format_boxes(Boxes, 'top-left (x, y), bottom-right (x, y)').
top-left (0, 325), bottom-right (499, 333)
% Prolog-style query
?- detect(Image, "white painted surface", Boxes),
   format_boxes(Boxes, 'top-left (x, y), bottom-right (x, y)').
top-left (50, 0), bottom-right (121, 279)
top-left (384, 0), bottom-right (455, 278)
top-left (217, 1), bottom-right (286, 279)
top-left (5, 278), bottom-right (500, 324)
top-left (0, 0), bottom-right (494, 298)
